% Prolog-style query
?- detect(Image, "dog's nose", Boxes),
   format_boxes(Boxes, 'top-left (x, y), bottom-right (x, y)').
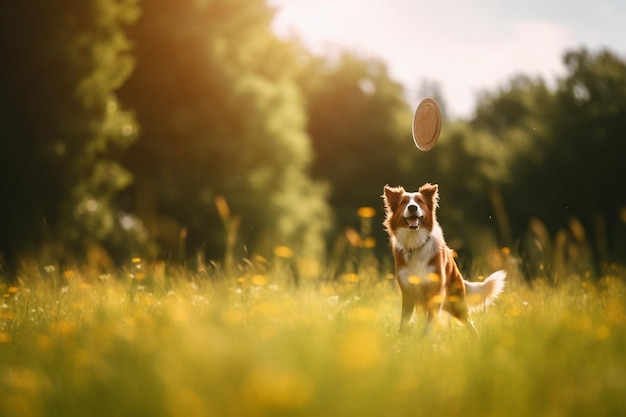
top-left (407, 204), bottom-right (418, 213)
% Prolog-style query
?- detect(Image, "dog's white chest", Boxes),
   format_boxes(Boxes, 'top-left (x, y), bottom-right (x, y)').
top-left (393, 230), bottom-right (439, 288)
top-left (397, 252), bottom-right (437, 287)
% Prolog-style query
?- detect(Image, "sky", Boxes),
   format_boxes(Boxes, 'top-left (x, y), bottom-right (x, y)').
top-left (268, 0), bottom-right (626, 118)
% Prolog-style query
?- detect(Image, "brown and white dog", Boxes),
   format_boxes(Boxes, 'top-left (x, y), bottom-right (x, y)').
top-left (382, 183), bottom-right (506, 335)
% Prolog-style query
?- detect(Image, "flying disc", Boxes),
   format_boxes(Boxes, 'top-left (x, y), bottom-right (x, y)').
top-left (412, 97), bottom-right (442, 151)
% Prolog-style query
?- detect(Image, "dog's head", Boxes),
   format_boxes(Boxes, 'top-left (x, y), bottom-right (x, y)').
top-left (382, 183), bottom-right (439, 233)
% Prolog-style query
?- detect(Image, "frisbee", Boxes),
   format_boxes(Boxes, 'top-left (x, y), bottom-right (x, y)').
top-left (412, 97), bottom-right (442, 151)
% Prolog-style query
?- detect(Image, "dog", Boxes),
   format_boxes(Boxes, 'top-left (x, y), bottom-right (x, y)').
top-left (382, 183), bottom-right (506, 335)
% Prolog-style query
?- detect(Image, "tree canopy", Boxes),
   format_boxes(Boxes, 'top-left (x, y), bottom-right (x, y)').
top-left (0, 0), bottom-right (140, 271)
top-left (297, 51), bottom-right (414, 235)
top-left (119, 0), bottom-right (330, 262)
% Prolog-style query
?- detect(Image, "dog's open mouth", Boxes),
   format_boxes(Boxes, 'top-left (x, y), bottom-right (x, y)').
top-left (404, 216), bottom-right (421, 230)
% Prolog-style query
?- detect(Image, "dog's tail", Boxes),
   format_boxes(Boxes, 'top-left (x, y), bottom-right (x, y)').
top-left (464, 270), bottom-right (506, 311)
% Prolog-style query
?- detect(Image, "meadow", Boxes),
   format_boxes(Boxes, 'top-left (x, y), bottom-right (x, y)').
top-left (1, 254), bottom-right (625, 417)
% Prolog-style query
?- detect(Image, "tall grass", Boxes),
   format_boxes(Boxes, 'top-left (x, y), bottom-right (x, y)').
top-left (1, 258), bottom-right (625, 417)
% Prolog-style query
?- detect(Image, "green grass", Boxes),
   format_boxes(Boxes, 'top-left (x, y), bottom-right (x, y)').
top-left (1, 259), bottom-right (625, 417)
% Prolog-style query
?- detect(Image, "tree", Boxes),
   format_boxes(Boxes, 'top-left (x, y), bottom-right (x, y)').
top-left (549, 48), bottom-right (626, 265)
top-left (297, 51), bottom-right (414, 241)
top-left (472, 75), bottom-right (556, 237)
top-left (0, 0), bottom-right (140, 275)
top-left (119, 0), bottom-right (330, 262)
top-left (466, 48), bottom-right (626, 273)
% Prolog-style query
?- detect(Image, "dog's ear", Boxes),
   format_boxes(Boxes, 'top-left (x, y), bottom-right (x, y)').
top-left (382, 185), bottom-right (404, 213)
top-left (419, 183), bottom-right (439, 212)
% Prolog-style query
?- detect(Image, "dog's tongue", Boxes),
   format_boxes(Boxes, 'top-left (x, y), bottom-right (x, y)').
top-left (406, 216), bottom-right (420, 230)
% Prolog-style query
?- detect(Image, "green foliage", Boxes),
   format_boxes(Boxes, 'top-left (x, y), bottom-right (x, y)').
top-left (431, 76), bottom-right (556, 253)
top-left (473, 75), bottom-right (554, 172)
top-left (0, 0), bottom-right (140, 265)
top-left (462, 49), bottom-right (626, 271)
top-left (551, 49), bottom-right (626, 232)
top-left (120, 0), bottom-right (330, 261)
top-left (1, 0), bottom-right (626, 278)
top-left (1, 262), bottom-right (625, 417)
top-left (297, 51), bottom-right (414, 247)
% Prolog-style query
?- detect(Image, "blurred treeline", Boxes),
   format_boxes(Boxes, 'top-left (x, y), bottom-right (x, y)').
top-left (1, 0), bottom-right (625, 279)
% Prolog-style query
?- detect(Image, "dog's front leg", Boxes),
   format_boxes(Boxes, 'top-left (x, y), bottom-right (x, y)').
top-left (398, 289), bottom-right (415, 333)
top-left (422, 308), bottom-right (437, 335)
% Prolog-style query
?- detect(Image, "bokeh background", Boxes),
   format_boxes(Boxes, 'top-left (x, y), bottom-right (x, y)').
top-left (1, 0), bottom-right (625, 281)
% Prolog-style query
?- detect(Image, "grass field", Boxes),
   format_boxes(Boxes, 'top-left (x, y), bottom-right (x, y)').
top-left (1, 256), bottom-right (625, 417)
